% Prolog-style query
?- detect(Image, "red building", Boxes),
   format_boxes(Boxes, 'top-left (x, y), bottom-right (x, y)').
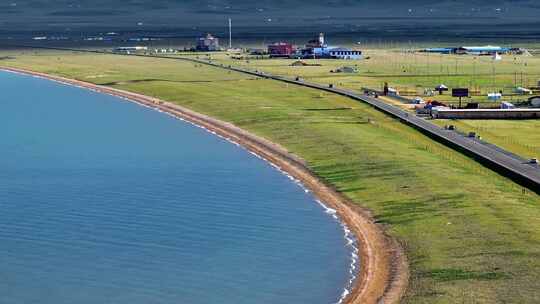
top-left (268, 42), bottom-right (294, 57)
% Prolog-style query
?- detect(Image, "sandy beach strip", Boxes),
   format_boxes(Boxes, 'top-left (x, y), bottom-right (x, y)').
top-left (1, 66), bottom-right (409, 304)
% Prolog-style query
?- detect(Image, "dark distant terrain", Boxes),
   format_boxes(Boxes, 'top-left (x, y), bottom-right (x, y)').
top-left (1, 0), bottom-right (540, 45)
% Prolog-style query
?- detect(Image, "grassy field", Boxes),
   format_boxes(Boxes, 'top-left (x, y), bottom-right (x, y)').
top-left (191, 49), bottom-right (540, 160)
top-left (432, 119), bottom-right (540, 160)
top-left (2, 50), bottom-right (540, 303)
top-left (197, 49), bottom-right (540, 105)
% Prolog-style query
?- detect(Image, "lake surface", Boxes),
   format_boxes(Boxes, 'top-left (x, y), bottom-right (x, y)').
top-left (0, 71), bottom-right (354, 304)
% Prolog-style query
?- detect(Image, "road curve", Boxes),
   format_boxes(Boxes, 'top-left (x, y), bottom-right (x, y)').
top-left (178, 57), bottom-right (540, 194)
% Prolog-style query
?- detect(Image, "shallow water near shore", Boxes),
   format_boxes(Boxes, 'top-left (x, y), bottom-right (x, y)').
top-left (0, 71), bottom-right (354, 304)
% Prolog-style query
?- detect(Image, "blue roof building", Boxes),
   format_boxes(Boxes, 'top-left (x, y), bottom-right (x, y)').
top-left (423, 47), bottom-right (455, 54)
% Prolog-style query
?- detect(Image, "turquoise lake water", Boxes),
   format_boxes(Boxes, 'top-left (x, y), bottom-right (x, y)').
top-left (0, 71), bottom-right (355, 304)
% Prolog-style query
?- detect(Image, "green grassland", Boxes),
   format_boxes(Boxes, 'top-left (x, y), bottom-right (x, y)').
top-left (200, 49), bottom-right (540, 105)
top-left (2, 50), bottom-right (540, 303)
top-left (194, 49), bottom-right (540, 160)
top-left (432, 119), bottom-right (540, 160)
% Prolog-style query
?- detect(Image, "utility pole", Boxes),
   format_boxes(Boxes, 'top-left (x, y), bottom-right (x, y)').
top-left (426, 52), bottom-right (430, 77)
top-left (228, 18), bottom-right (232, 49)
top-left (472, 57), bottom-right (476, 90)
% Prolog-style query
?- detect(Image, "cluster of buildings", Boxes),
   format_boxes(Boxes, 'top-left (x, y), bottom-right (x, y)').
top-left (114, 33), bottom-right (222, 53)
top-left (189, 32), bottom-right (361, 60)
top-left (111, 31), bottom-right (362, 59)
top-left (421, 46), bottom-right (525, 56)
top-left (267, 33), bottom-right (362, 60)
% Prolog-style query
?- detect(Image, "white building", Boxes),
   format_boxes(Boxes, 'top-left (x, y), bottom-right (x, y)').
top-left (457, 46), bottom-right (510, 55)
top-left (301, 33), bottom-right (362, 60)
top-left (113, 46), bottom-right (148, 54)
top-left (328, 48), bottom-right (362, 60)
top-left (196, 33), bottom-right (220, 51)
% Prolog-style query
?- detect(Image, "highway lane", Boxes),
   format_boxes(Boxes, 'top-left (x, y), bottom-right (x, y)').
top-left (183, 58), bottom-right (540, 192)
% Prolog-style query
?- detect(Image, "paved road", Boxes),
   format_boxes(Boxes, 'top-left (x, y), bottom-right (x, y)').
top-left (180, 58), bottom-right (540, 192)
top-left (3, 45), bottom-right (539, 192)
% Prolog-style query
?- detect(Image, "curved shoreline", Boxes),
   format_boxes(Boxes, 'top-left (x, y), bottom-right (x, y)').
top-left (1, 67), bottom-right (409, 304)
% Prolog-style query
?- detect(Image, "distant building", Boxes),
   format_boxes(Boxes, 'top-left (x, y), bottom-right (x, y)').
top-left (421, 45), bottom-right (523, 56)
top-left (153, 48), bottom-right (177, 54)
top-left (422, 47), bottom-right (456, 54)
top-left (300, 33), bottom-right (362, 60)
top-left (113, 46), bottom-right (148, 54)
top-left (268, 42), bottom-right (294, 57)
top-left (196, 34), bottom-right (220, 52)
top-left (306, 33), bottom-right (326, 49)
top-left (456, 46), bottom-right (510, 55)
top-left (300, 33), bottom-right (326, 57)
top-left (329, 48), bottom-right (362, 60)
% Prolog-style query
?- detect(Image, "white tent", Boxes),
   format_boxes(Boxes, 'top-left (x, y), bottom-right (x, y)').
top-left (435, 84), bottom-right (448, 90)
top-left (514, 87), bottom-right (532, 95)
top-left (501, 102), bottom-right (515, 109)
top-left (387, 87), bottom-right (399, 96)
top-left (435, 84), bottom-right (449, 95)
top-left (488, 92), bottom-right (502, 101)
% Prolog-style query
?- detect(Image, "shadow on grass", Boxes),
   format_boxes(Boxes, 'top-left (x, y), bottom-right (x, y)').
top-left (422, 268), bottom-right (509, 282)
top-left (376, 194), bottom-right (467, 225)
top-left (376, 198), bottom-right (440, 225)
top-left (455, 250), bottom-right (540, 259)
top-left (99, 78), bottom-right (251, 86)
top-left (302, 107), bottom-right (353, 111)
